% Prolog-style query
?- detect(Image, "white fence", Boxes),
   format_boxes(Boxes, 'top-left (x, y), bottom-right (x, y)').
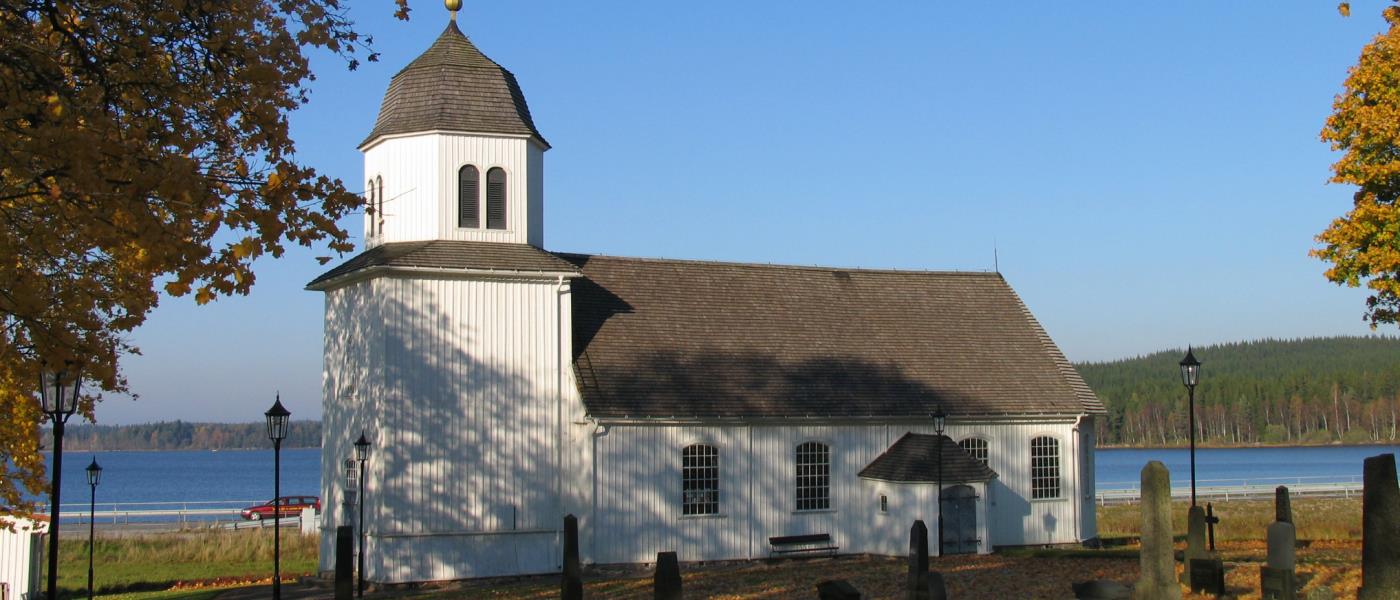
top-left (1095, 475), bottom-right (1365, 505)
top-left (36, 500), bottom-right (310, 526)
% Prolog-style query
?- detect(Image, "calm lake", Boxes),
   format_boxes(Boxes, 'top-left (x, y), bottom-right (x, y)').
top-left (38, 444), bottom-right (1400, 508)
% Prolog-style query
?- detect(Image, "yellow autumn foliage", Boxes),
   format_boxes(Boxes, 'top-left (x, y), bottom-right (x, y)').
top-left (0, 0), bottom-right (410, 516)
top-left (1314, 2), bottom-right (1400, 325)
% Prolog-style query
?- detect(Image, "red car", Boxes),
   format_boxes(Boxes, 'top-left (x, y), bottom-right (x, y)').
top-left (240, 496), bottom-right (320, 520)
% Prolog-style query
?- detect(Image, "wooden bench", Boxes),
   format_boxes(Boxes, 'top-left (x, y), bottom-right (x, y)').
top-left (768, 533), bottom-right (838, 557)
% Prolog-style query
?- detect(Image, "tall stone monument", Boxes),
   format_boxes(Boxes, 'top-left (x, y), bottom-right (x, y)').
top-left (654, 551), bottom-right (682, 600)
top-left (1133, 461), bottom-right (1180, 600)
top-left (562, 514), bottom-right (583, 600)
top-left (908, 520), bottom-right (931, 600)
top-left (1359, 453), bottom-right (1400, 600)
top-left (1276, 486), bottom-right (1293, 524)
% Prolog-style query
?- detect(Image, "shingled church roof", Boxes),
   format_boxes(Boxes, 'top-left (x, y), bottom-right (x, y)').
top-left (361, 21), bottom-right (546, 148)
top-left (858, 433), bottom-right (998, 483)
top-left (564, 253), bottom-right (1104, 420)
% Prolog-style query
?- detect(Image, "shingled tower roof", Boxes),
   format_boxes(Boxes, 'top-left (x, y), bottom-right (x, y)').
top-left (361, 21), bottom-right (547, 148)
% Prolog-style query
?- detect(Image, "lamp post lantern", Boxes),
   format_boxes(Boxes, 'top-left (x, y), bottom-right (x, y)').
top-left (353, 431), bottom-right (370, 598)
top-left (39, 362), bottom-right (82, 600)
top-left (933, 409), bottom-right (947, 558)
top-left (85, 457), bottom-right (101, 600)
top-left (1179, 348), bottom-right (1201, 506)
top-left (265, 395), bottom-right (290, 600)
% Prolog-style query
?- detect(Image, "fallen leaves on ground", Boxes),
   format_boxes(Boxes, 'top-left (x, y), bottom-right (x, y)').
top-left (430, 539), bottom-right (1362, 599)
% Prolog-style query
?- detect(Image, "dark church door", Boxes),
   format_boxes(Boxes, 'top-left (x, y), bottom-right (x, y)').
top-left (940, 485), bottom-right (978, 555)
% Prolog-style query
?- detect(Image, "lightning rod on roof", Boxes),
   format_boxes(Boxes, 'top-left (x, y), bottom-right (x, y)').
top-left (994, 239), bottom-right (1000, 274)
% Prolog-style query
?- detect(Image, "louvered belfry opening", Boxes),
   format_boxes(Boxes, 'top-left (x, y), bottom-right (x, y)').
top-left (458, 165), bottom-right (480, 228)
top-left (486, 167), bottom-right (507, 230)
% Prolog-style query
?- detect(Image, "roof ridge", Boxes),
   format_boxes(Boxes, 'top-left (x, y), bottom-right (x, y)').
top-left (553, 251), bottom-right (1000, 277)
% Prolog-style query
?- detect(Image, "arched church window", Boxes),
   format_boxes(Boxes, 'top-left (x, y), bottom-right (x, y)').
top-left (1030, 436), bottom-right (1060, 499)
top-left (366, 179), bottom-right (376, 236)
top-left (376, 175), bottom-right (385, 236)
top-left (795, 441), bottom-right (830, 511)
top-left (958, 437), bottom-right (989, 467)
top-left (486, 167), bottom-right (506, 230)
top-left (458, 165), bottom-right (480, 228)
top-left (681, 444), bottom-right (719, 515)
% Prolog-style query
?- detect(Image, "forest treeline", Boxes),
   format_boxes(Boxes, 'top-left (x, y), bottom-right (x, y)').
top-left (1076, 336), bottom-right (1400, 446)
top-left (46, 420), bottom-right (321, 451)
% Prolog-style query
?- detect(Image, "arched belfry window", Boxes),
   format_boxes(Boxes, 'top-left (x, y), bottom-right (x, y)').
top-left (375, 175), bottom-right (385, 236)
top-left (366, 179), bottom-right (376, 236)
top-left (486, 167), bottom-right (506, 230)
top-left (458, 165), bottom-right (480, 228)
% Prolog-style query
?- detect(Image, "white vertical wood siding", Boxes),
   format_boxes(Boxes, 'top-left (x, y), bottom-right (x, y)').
top-left (363, 133), bottom-right (543, 249)
top-left (0, 517), bottom-right (44, 600)
top-left (363, 274), bottom-right (568, 582)
top-left (434, 134), bottom-right (539, 246)
top-left (363, 135), bottom-right (440, 247)
top-left (318, 281), bottom-right (380, 573)
top-left (588, 419), bottom-right (1093, 565)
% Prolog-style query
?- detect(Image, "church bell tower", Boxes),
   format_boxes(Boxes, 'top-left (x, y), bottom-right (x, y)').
top-left (358, 2), bottom-right (549, 249)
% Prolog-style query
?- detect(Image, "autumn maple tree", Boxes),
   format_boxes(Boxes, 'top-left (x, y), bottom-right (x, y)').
top-left (1314, 2), bottom-right (1400, 325)
top-left (0, 0), bottom-right (408, 515)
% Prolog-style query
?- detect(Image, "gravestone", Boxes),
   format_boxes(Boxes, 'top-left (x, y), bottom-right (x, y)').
top-left (335, 525), bottom-right (353, 600)
top-left (1267, 521), bottom-right (1297, 571)
top-left (1187, 559), bottom-right (1224, 596)
top-left (654, 551), bottom-right (682, 600)
top-left (562, 514), bottom-right (583, 600)
top-left (908, 520), bottom-right (930, 600)
top-left (1181, 506), bottom-right (1208, 586)
top-left (817, 579), bottom-right (862, 600)
top-left (1359, 453), bottom-right (1400, 599)
top-left (1260, 566), bottom-right (1296, 600)
top-left (927, 571), bottom-right (948, 600)
top-left (1133, 461), bottom-right (1180, 600)
top-left (1276, 486), bottom-right (1293, 524)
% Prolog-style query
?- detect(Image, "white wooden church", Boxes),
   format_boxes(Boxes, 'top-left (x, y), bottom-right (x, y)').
top-left (310, 7), bottom-right (1105, 584)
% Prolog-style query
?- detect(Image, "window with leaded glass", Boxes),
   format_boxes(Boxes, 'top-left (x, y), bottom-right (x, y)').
top-left (1030, 436), bottom-right (1061, 499)
top-left (682, 444), bottom-right (719, 515)
top-left (958, 437), bottom-right (989, 467)
top-left (795, 441), bottom-right (830, 511)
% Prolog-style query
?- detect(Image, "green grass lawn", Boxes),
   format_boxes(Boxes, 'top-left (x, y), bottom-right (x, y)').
top-left (46, 529), bottom-right (317, 598)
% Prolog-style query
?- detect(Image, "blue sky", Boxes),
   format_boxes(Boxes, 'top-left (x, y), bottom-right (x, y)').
top-left (98, 1), bottom-right (1393, 424)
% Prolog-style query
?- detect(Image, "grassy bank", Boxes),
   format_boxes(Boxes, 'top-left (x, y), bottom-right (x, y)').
top-left (1098, 496), bottom-right (1362, 541)
top-left (49, 528), bottom-right (317, 598)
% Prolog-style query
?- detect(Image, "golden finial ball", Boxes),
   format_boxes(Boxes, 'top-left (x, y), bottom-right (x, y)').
top-left (445, 0), bottom-right (461, 12)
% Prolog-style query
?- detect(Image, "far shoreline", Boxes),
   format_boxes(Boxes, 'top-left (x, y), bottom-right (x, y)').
top-left (1099, 441), bottom-right (1400, 450)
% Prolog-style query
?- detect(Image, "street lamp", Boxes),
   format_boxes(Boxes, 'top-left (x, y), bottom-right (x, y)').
top-left (933, 408), bottom-right (947, 558)
top-left (353, 431), bottom-right (370, 598)
top-left (39, 362), bottom-right (82, 600)
top-left (1179, 348), bottom-right (1201, 506)
top-left (85, 457), bottom-right (101, 600)
top-left (265, 395), bottom-right (290, 600)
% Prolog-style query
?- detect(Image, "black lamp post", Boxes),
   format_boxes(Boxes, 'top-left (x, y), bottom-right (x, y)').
top-left (265, 395), bottom-right (290, 600)
top-left (85, 457), bottom-right (101, 600)
top-left (39, 362), bottom-right (82, 600)
top-left (354, 431), bottom-right (370, 598)
top-left (933, 408), bottom-right (947, 558)
top-left (1179, 348), bottom-right (1201, 506)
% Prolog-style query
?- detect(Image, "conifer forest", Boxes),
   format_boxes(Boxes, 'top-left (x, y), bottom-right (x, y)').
top-left (1077, 336), bottom-right (1400, 446)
